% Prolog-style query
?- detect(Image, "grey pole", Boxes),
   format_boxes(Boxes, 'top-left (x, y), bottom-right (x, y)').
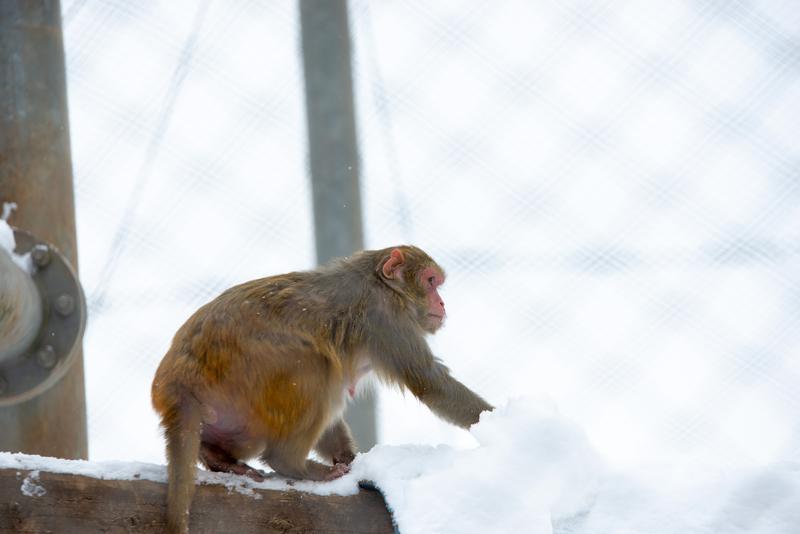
top-left (0, 0), bottom-right (89, 459)
top-left (299, 0), bottom-right (376, 449)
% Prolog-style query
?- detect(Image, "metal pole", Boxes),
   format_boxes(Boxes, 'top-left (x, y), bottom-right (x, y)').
top-left (299, 0), bottom-right (376, 449)
top-left (0, 249), bottom-right (42, 364)
top-left (0, 0), bottom-right (88, 459)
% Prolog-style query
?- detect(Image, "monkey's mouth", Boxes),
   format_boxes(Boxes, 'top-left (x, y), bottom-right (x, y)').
top-left (427, 314), bottom-right (444, 321)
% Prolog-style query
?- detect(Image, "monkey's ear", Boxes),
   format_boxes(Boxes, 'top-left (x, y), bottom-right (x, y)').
top-left (382, 248), bottom-right (405, 279)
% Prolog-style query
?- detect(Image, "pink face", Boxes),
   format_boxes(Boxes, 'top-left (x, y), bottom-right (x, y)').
top-left (420, 267), bottom-right (446, 331)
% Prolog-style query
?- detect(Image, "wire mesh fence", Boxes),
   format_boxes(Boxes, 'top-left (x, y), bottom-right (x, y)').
top-left (60, 0), bottom-right (800, 468)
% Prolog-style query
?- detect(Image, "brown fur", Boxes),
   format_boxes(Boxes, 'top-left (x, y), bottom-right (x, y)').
top-left (151, 245), bottom-right (492, 533)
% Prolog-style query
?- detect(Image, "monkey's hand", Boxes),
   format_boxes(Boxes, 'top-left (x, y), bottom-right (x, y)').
top-left (333, 450), bottom-right (356, 465)
top-left (325, 462), bottom-right (351, 481)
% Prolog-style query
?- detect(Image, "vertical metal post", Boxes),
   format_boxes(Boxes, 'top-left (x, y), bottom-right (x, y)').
top-left (0, 0), bottom-right (88, 459)
top-left (299, 0), bottom-right (376, 449)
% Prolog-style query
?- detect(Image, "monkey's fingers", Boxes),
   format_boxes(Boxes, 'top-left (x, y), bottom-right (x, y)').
top-left (324, 462), bottom-right (351, 481)
top-left (333, 451), bottom-right (356, 465)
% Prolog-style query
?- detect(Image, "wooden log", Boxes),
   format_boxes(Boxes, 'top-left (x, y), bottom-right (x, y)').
top-left (0, 468), bottom-right (395, 533)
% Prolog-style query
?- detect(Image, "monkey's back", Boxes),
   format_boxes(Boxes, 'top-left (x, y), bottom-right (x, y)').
top-left (151, 271), bottom-right (360, 456)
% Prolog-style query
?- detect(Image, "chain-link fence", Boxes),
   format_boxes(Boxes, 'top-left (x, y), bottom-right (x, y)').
top-left (61, 0), bottom-right (800, 468)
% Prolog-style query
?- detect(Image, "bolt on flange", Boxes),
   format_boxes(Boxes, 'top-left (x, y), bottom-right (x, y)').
top-left (31, 244), bottom-right (51, 267)
top-left (54, 294), bottom-right (75, 316)
top-left (35, 345), bottom-right (57, 368)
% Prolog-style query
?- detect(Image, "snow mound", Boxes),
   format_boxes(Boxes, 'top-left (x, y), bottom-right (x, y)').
top-left (345, 398), bottom-right (600, 533)
top-left (349, 397), bottom-right (800, 534)
top-left (352, 397), bottom-right (800, 534)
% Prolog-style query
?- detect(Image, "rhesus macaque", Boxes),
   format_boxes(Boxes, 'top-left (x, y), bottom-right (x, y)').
top-left (152, 245), bottom-right (493, 533)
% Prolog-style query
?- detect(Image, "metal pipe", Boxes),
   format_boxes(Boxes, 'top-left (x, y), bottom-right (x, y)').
top-left (0, 247), bottom-right (42, 363)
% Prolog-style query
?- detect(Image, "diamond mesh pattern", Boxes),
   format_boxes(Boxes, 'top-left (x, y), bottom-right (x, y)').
top-left (60, 0), bottom-right (800, 466)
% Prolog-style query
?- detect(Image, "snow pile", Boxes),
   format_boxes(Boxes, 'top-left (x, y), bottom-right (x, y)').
top-left (337, 397), bottom-right (800, 534)
top-left (345, 398), bottom-right (602, 534)
top-left (2, 397), bottom-right (799, 534)
top-left (0, 202), bottom-right (32, 273)
top-left (559, 462), bottom-right (800, 534)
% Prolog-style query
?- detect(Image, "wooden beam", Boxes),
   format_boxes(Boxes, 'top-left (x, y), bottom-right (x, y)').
top-left (0, 468), bottom-right (395, 533)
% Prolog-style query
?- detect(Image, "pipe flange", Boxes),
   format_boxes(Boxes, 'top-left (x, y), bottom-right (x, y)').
top-left (0, 228), bottom-right (86, 406)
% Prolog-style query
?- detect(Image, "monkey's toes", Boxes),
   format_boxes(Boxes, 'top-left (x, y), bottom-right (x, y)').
top-left (246, 469), bottom-right (266, 482)
top-left (231, 461), bottom-right (266, 482)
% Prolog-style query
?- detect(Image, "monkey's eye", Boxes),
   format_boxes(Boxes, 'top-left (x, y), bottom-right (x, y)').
top-left (427, 276), bottom-right (436, 287)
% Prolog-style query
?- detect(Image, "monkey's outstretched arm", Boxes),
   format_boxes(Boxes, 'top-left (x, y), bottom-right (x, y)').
top-left (369, 327), bottom-right (493, 428)
top-left (414, 366), bottom-right (494, 427)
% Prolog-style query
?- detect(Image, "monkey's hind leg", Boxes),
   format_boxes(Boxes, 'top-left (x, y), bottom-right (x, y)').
top-left (162, 394), bottom-right (202, 534)
top-left (314, 418), bottom-right (357, 465)
top-left (199, 441), bottom-right (266, 482)
top-left (264, 443), bottom-right (351, 482)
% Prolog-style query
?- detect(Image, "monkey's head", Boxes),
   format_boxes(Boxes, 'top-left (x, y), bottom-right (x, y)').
top-left (378, 246), bottom-right (446, 334)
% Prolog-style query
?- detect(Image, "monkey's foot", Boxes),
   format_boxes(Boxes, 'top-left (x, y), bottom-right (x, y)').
top-left (207, 459), bottom-right (267, 482)
top-left (200, 443), bottom-right (267, 482)
top-left (233, 461), bottom-right (268, 482)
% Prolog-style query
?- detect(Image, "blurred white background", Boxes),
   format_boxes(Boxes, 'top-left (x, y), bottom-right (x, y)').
top-left (61, 0), bottom-right (800, 470)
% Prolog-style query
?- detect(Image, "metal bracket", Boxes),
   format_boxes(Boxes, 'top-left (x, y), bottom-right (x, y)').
top-left (0, 228), bottom-right (86, 406)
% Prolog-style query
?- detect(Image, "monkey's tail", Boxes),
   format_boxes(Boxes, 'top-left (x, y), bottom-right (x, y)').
top-left (162, 389), bottom-right (202, 534)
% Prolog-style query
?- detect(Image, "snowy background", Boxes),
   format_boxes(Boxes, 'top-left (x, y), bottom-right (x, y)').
top-left (53, 0), bottom-right (800, 491)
